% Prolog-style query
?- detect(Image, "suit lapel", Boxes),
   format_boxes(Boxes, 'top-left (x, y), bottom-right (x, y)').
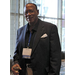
top-left (32, 20), bottom-right (44, 55)
top-left (21, 20), bottom-right (44, 55)
top-left (22, 24), bottom-right (28, 48)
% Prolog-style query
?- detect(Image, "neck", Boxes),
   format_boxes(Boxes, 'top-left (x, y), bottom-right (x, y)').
top-left (29, 18), bottom-right (38, 27)
top-left (29, 18), bottom-right (38, 32)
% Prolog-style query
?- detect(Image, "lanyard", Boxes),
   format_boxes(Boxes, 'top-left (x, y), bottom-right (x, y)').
top-left (27, 32), bottom-right (32, 47)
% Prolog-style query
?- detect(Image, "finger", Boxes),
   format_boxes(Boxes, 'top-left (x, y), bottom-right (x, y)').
top-left (11, 65), bottom-right (16, 72)
top-left (15, 64), bottom-right (22, 70)
top-left (12, 64), bottom-right (22, 71)
top-left (11, 66), bottom-right (19, 73)
top-left (11, 65), bottom-right (15, 71)
top-left (19, 67), bottom-right (22, 70)
top-left (13, 70), bottom-right (19, 74)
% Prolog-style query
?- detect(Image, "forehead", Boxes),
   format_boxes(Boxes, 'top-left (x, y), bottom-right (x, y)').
top-left (26, 4), bottom-right (36, 9)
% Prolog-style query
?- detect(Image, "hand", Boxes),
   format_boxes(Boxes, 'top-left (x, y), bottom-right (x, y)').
top-left (11, 63), bottom-right (22, 75)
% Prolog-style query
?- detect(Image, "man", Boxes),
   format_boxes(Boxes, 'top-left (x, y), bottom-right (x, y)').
top-left (11, 3), bottom-right (61, 75)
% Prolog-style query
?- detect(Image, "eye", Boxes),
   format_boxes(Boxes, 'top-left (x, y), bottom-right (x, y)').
top-left (25, 10), bottom-right (34, 15)
top-left (29, 10), bottom-right (34, 13)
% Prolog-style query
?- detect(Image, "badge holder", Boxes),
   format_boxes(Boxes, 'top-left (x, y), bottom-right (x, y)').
top-left (22, 32), bottom-right (32, 59)
top-left (22, 48), bottom-right (32, 59)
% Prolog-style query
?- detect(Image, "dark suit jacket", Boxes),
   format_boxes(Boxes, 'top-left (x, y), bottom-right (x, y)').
top-left (13, 19), bottom-right (61, 75)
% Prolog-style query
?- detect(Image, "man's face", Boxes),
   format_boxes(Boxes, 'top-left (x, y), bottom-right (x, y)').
top-left (24, 4), bottom-right (39, 25)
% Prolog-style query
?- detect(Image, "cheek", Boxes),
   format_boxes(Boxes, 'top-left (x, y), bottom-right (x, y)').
top-left (32, 14), bottom-right (37, 19)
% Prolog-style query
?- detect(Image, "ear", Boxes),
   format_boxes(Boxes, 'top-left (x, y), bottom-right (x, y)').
top-left (37, 10), bottom-right (39, 15)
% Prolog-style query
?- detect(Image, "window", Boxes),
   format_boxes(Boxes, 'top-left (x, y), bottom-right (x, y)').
top-left (10, 0), bottom-right (65, 57)
top-left (10, 0), bottom-right (25, 57)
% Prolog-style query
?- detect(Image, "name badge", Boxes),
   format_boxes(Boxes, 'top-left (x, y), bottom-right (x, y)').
top-left (22, 48), bottom-right (32, 59)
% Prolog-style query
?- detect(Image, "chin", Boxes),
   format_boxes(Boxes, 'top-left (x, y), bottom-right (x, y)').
top-left (29, 21), bottom-right (34, 24)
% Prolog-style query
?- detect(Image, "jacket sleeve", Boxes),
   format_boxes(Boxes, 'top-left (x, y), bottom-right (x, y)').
top-left (13, 29), bottom-right (20, 64)
top-left (49, 25), bottom-right (61, 75)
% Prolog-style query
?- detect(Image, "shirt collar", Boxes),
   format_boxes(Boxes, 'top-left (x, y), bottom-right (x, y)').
top-left (32, 19), bottom-right (39, 31)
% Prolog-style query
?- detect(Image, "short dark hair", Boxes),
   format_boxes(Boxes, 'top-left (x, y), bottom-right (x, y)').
top-left (26, 3), bottom-right (37, 10)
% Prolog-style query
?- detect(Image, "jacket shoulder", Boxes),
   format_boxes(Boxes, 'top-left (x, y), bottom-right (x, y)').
top-left (40, 20), bottom-right (57, 29)
top-left (17, 24), bottom-right (27, 35)
top-left (18, 25), bottom-right (26, 31)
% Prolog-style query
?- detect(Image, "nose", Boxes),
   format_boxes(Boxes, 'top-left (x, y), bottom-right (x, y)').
top-left (27, 12), bottom-right (31, 16)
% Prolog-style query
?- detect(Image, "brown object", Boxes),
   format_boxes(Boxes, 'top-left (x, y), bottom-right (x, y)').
top-left (26, 67), bottom-right (33, 75)
top-left (13, 66), bottom-right (20, 70)
top-left (26, 64), bottom-right (33, 75)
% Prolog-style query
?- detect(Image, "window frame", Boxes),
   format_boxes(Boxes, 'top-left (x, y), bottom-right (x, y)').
top-left (10, 0), bottom-right (65, 57)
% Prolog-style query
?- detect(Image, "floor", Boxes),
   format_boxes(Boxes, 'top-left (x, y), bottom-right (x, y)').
top-left (10, 60), bottom-right (65, 75)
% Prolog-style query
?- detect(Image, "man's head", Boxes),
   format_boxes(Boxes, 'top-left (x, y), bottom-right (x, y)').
top-left (24, 3), bottom-right (39, 25)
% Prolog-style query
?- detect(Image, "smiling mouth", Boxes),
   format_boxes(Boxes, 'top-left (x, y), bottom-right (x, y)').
top-left (27, 17), bottom-right (33, 21)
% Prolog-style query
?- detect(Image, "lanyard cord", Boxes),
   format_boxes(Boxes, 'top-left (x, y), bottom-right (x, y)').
top-left (27, 32), bottom-right (32, 47)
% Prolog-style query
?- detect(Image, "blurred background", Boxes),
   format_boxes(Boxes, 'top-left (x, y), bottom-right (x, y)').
top-left (10, 0), bottom-right (65, 75)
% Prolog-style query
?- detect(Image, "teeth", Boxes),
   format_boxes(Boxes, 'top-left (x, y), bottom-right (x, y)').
top-left (27, 17), bottom-right (29, 20)
top-left (27, 17), bottom-right (32, 21)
